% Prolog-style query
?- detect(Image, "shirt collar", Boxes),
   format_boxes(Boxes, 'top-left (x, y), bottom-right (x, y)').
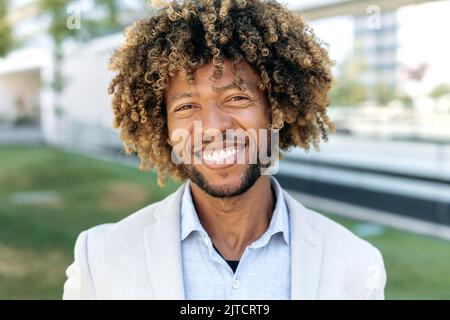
top-left (180, 176), bottom-right (290, 246)
top-left (180, 179), bottom-right (207, 241)
top-left (255, 176), bottom-right (290, 246)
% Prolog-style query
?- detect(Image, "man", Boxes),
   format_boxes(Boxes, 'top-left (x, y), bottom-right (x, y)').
top-left (63, 0), bottom-right (386, 299)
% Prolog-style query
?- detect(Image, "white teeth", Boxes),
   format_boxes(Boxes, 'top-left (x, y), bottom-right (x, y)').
top-left (203, 148), bottom-right (237, 164)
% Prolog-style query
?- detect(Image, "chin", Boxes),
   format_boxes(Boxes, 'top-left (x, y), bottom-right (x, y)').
top-left (205, 177), bottom-right (246, 195)
top-left (182, 163), bottom-right (261, 198)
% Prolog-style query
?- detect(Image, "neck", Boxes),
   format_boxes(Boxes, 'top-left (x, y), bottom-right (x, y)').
top-left (190, 175), bottom-right (275, 260)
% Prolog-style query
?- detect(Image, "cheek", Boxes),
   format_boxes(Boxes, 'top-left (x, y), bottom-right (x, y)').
top-left (166, 118), bottom-right (181, 150)
top-left (238, 107), bottom-right (270, 129)
top-left (166, 117), bottom-right (197, 161)
top-left (166, 113), bottom-right (182, 134)
top-left (166, 118), bottom-right (172, 137)
top-left (166, 117), bottom-right (175, 146)
top-left (243, 93), bottom-right (271, 128)
top-left (167, 117), bottom-right (191, 142)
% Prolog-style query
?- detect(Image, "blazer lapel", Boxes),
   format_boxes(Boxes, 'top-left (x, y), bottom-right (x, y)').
top-left (144, 184), bottom-right (186, 299)
top-left (284, 191), bottom-right (324, 300)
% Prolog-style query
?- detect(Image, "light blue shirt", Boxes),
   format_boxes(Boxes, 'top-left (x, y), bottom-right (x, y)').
top-left (180, 177), bottom-right (291, 299)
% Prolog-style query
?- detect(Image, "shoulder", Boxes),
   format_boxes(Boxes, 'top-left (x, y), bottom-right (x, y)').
top-left (68, 184), bottom-right (185, 277)
top-left (312, 210), bottom-right (386, 299)
top-left (311, 206), bottom-right (380, 257)
top-left (283, 189), bottom-right (379, 255)
top-left (313, 210), bottom-right (386, 296)
top-left (64, 185), bottom-right (185, 299)
top-left (283, 190), bottom-right (386, 298)
top-left (82, 184), bottom-right (184, 245)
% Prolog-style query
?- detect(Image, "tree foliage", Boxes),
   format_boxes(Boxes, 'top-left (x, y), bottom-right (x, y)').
top-left (0, 0), bottom-right (13, 57)
top-left (329, 54), bottom-right (368, 107)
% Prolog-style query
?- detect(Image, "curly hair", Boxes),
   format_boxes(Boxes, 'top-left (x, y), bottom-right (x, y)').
top-left (108, 0), bottom-right (335, 186)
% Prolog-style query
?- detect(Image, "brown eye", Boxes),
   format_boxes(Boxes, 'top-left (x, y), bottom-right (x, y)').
top-left (176, 104), bottom-right (194, 112)
top-left (228, 96), bottom-right (248, 102)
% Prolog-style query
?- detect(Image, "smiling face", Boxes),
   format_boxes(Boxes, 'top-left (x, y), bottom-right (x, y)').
top-left (165, 59), bottom-right (272, 198)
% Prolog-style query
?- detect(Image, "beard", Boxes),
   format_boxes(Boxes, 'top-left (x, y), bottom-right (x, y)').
top-left (180, 163), bottom-right (263, 198)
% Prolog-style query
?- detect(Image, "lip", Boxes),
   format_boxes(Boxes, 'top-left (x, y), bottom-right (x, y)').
top-left (193, 140), bottom-right (246, 155)
top-left (193, 143), bottom-right (247, 170)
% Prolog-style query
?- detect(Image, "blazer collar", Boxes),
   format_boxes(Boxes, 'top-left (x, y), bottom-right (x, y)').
top-left (284, 190), bottom-right (324, 300)
top-left (144, 184), bottom-right (186, 299)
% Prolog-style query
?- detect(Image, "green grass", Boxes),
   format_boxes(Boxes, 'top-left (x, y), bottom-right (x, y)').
top-left (0, 145), bottom-right (449, 299)
top-left (319, 214), bottom-right (450, 299)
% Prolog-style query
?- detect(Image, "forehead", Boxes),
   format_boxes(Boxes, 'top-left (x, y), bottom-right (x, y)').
top-left (165, 59), bottom-right (261, 99)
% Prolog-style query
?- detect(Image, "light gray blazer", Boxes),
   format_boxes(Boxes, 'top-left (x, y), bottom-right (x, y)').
top-left (63, 184), bottom-right (386, 300)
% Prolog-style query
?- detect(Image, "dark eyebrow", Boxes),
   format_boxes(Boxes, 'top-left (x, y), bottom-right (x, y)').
top-left (212, 82), bottom-right (248, 92)
top-left (168, 82), bottom-right (250, 105)
top-left (168, 92), bottom-right (199, 104)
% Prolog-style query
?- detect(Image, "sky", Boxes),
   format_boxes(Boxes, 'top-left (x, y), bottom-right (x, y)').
top-left (309, 15), bottom-right (354, 64)
top-left (397, 0), bottom-right (450, 92)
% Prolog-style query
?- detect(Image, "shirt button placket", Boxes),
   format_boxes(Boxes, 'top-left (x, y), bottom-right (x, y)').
top-left (232, 279), bottom-right (240, 289)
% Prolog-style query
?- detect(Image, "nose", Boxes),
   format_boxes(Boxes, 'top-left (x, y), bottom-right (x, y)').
top-left (199, 102), bottom-right (233, 135)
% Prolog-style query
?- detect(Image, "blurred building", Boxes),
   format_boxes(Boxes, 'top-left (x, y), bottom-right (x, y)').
top-left (354, 10), bottom-right (399, 90)
top-left (0, 0), bottom-right (149, 146)
top-left (0, 48), bottom-right (46, 125)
